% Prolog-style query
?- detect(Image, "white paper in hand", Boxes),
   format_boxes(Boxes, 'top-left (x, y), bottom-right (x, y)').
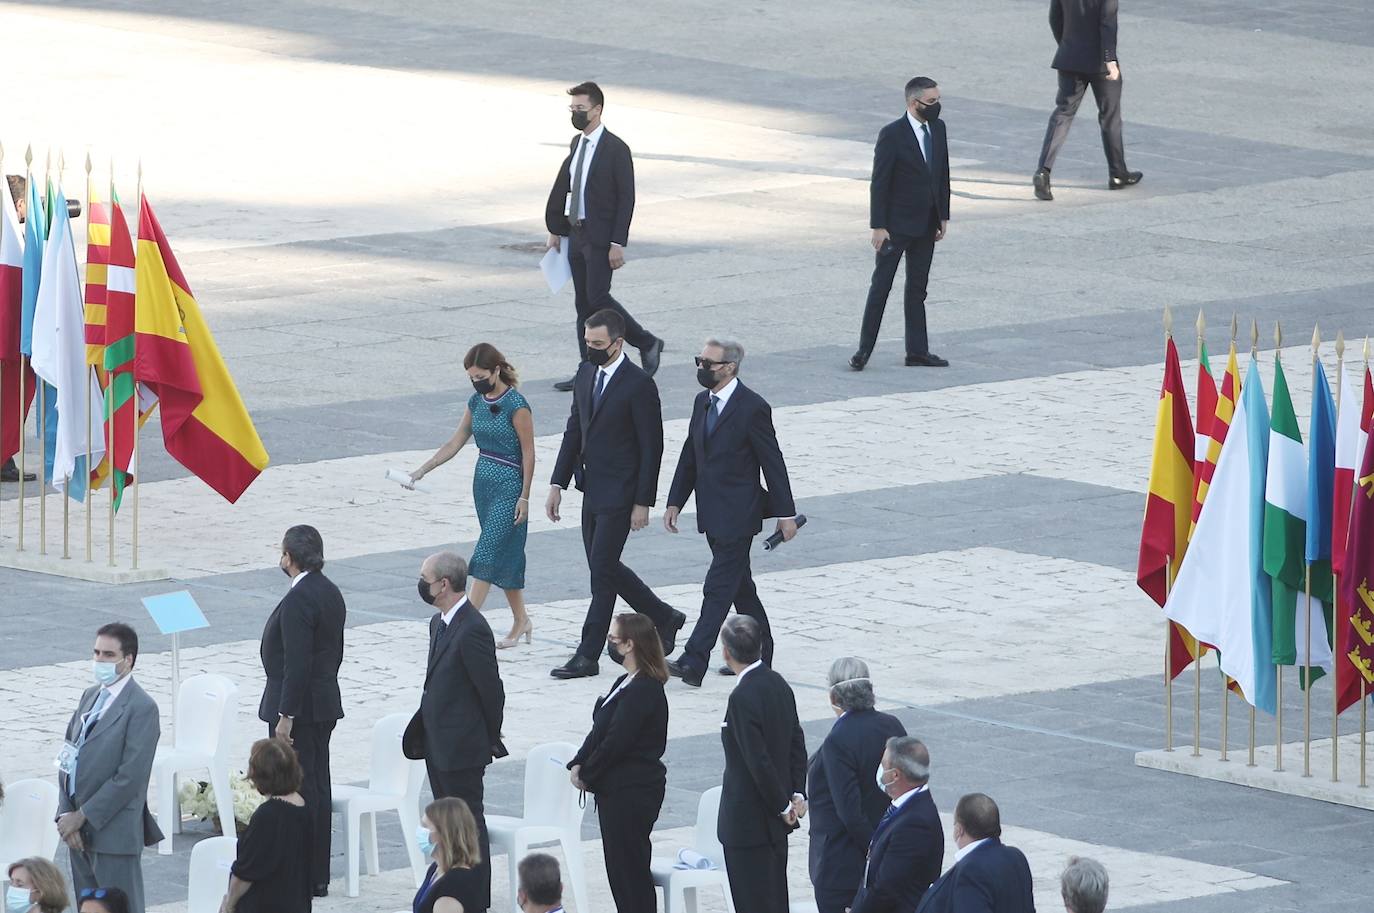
top-left (540, 237), bottom-right (572, 294)
top-left (385, 468), bottom-right (431, 493)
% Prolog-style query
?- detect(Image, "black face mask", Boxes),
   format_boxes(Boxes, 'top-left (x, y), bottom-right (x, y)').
top-left (920, 101), bottom-right (941, 121)
top-left (472, 377), bottom-right (495, 395)
top-left (418, 578), bottom-right (438, 606)
top-left (697, 366), bottom-right (719, 389)
top-left (586, 343), bottom-right (618, 367)
top-left (571, 111), bottom-right (591, 130)
top-left (606, 641), bottom-right (625, 664)
top-left (280, 554), bottom-right (291, 577)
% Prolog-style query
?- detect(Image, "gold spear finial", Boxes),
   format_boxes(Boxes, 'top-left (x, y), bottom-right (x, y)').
top-left (1312, 324), bottom-right (1321, 363)
top-left (1336, 330), bottom-right (1346, 361)
top-left (1196, 310), bottom-right (1206, 338)
top-left (1365, 336), bottom-right (1370, 365)
top-left (1163, 305), bottom-right (1174, 338)
top-left (58, 150), bottom-right (65, 178)
top-left (85, 151), bottom-right (92, 176)
top-left (1230, 313), bottom-right (1238, 343)
top-left (1274, 322), bottom-right (1283, 357)
top-left (1251, 318), bottom-right (1259, 356)
top-left (0, 141), bottom-right (5, 170)
top-left (24, 144), bottom-right (32, 171)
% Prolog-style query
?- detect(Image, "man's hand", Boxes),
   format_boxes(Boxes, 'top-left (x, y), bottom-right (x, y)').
top-left (664, 506), bottom-right (681, 534)
top-left (546, 487), bottom-right (563, 523)
top-left (1106, 60), bottom-right (1120, 80)
top-left (569, 765), bottom-right (586, 790)
top-left (546, 233), bottom-right (561, 251)
top-left (631, 504), bottom-right (650, 531)
top-left (275, 715), bottom-right (293, 744)
top-left (58, 811), bottom-right (86, 850)
top-left (775, 517), bottom-right (799, 543)
top-left (609, 244), bottom-right (626, 270)
top-left (782, 808), bottom-right (799, 827)
top-left (934, 221), bottom-right (948, 242)
top-left (871, 228), bottom-right (891, 252)
top-left (791, 795), bottom-right (808, 820)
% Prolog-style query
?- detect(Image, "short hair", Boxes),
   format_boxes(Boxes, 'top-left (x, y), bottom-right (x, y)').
top-left (567, 81), bottom-right (605, 109)
top-left (247, 738), bottom-right (303, 797)
top-left (6, 174), bottom-right (24, 205)
top-left (1061, 856), bottom-right (1109, 913)
top-left (96, 622), bottom-right (139, 667)
top-left (827, 656), bottom-right (875, 712)
top-left (905, 76), bottom-right (938, 102)
top-left (7, 857), bottom-right (70, 913)
top-left (704, 337), bottom-right (745, 372)
top-left (464, 342), bottom-right (519, 388)
top-left (886, 736), bottom-right (930, 784)
top-left (518, 852), bottom-right (563, 905)
top-left (955, 792), bottom-right (1002, 841)
top-left (612, 612), bottom-right (669, 683)
top-left (720, 615), bottom-right (763, 665)
top-left (78, 887), bottom-right (131, 913)
top-left (585, 308), bottom-right (625, 341)
top-left (429, 552), bottom-right (469, 593)
top-left (426, 797), bottom-right (482, 871)
top-left (282, 524), bottom-right (325, 572)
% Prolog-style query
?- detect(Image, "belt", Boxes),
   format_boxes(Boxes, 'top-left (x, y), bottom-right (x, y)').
top-left (478, 449), bottom-right (521, 469)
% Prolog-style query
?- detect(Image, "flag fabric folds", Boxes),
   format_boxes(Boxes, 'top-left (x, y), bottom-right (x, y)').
top-left (1334, 368), bottom-right (1373, 577)
top-left (21, 177), bottom-right (59, 480)
top-left (102, 190), bottom-right (148, 510)
top-left (134, 195), bottom-right (267, 503)
top-left (1337, 412), bottom-right (1374, 711)
top-left (1263, 357), bottom-right (1309, 668)
top-left (1299, 359), bottom-right (1339, 685)
top-left (1192, 340), bottom-right (1218, 521)
top-left (0, 170), bottom-right (35, 464)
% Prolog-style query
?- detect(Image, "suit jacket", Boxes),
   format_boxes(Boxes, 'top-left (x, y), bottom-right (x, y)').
top-left (1050, 0), bottom-right (1118, 73)
top-left (544, 128), bottom-right (635, 248)
top-left (258, 571), bottom-right (347, 724)
top-left (568, 673), bottom-right (668, 792)
top-left (414, 599), bottom-right (506, 771)
top-left (807, 709), bottom-right (908, 897)
top-left (550, 359), bottom-right (664, 511)
top-left (914, 838), bottom-right (1036, 913)
top-left (667, 382), bottom-right (796, 539)
top-left (869, 115), bottom-right (951, 239)
top-left (57, 678), bottom-right (164, 853)
top-left (850, 789), bottom-right (944, 913)
top-left (718, 665), bottom-right (807, 848)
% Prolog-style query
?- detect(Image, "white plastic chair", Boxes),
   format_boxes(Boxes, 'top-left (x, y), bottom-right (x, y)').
top-left (153, 673), bottom-right (239, 855)
top-left (487, 741), bottom-right (589, 913)
top-left (0, 778), bottom-right (61, 871)
top-left (650, 787), bottom-right (736, 913)
top-left (186, 835), bottom-right (237, 913)
top-left (331, 712), bottom-right (426, 898)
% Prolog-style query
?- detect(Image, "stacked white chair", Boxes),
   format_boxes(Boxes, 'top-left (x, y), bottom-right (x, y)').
top-left (487, 741), bottom-right (590, 913)
top-left (186, 835), bottom-right (237, 913)
top-left (331, 712), bottom-right (426, 898)
top-left (153, 673), bottom-right (239, 855)
top-left (650, 786), bottom-right (736, 913)
top-left (0, 778), bottom-right (61, 871)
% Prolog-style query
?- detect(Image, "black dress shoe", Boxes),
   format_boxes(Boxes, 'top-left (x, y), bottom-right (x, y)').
top-left (641, 338), bottom-right (665, 377)
top-left (667, 658), bottom-right (703, 686)
top-left (550, 655), bottom-right (599, 679)
top-left (312, 885), bottom-right (329, 898)
top-left (905, 353), bottom-right (949, 367)
top-left (1108, 171), bottom-right (1143, 190)
top-left (718, 664), bottom-right (735, 676)
top-left (553, 376), bottom-right (577, 392)
top-left (1033, 168), bottom-right (1053, 201)
top-left (659, 609), bottom-right (687, 656)
top-left (666, 659), bottom-right (686, 678)
top-left (1, 462), bottom-right (36, 483)
top-left (849, 351), bottom-right (869, 371)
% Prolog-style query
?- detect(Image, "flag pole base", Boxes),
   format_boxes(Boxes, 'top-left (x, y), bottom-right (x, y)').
top-left (1137, 740), bottom-right (1374, 811)
top-left (0, 547), bottom-right (170, 584)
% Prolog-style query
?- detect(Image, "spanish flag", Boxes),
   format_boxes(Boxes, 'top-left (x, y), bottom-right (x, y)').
top-left (134, 194), bottom-right (267, 503)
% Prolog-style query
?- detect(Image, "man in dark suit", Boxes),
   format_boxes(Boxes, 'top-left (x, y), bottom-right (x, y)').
top-left (1033, 0), bottom-right (1142, 200)
top-left (663, 337), bottom-right (797, 687)
top-left (850, 737), bottom-right (944, 913)
top-left (853, 76), bottom-right (951, 373)
top-left (257, 524), bottom-right (346, 897)
top-left (413, 551), bottom-right (506, 912)
top-left (546, 308), bottom-right (685, 680)
top-left (915, 793), bottom-right (1035, 913)
top-left (717, 616), bottom-right (807, 913)
top-left (807, 658), bottom-right (908, 913)
top-left (545, 81), bottom-right (664, 390)
top-left (57, 623), bottom-right (162, 913)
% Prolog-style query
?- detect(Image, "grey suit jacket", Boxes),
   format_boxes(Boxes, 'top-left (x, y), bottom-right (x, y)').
top-left (57, 678), bottom-right (164, 853)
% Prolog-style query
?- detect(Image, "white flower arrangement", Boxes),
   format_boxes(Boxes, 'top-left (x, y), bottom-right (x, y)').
top-left (178, 773), bottom-right (266, 830)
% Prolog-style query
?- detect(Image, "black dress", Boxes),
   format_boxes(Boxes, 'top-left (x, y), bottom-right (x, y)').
top-left (232, 797), bottom-right (313, 913)
top-left (413, 863), bottom-right (487, 913)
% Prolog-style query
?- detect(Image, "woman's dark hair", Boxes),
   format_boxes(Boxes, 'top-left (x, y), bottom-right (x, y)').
top-left (78, 886), bottom-right (131, 913)
top-left (282, 525), bottom-right (325, 572)
top-left (247, 738), bottom-right (303, 797)
top-left (464, 343), bottom-right (519, 388)
top-left (613, 612), bottom-right (668, 683)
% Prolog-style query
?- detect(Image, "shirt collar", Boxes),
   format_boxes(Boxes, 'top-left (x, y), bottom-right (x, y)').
top-left (598, 346), bottom-right (627, 382)
top-left (737, 659), bottom-right (764, 680)
top-left (440, 596), bottom-right (469, 627)
top-left (103, 672), bottom-right (134, 703)
top-left (907, 110), bottom-right (929, 136)
top-left (890, 783), bottom-right (927, 809)
top-left (954, 837), bottom-right (990, 863)
top-left (582, 124), bottom-right (605, 146)
top-left (709, 377), bottom-right (739, 410)
top-left (289, 569), bottom-right (309, 589)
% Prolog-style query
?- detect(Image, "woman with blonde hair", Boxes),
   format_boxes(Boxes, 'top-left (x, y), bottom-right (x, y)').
top-left (410, 343), bottom-right (535, 648)
top-left (5, 858), bottom-right (70, 913)
top-left (412, 797), bottom-right (485, 913)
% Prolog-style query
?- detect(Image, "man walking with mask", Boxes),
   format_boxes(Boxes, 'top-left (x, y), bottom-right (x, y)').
top-left (545, 81), bottom-right (664, 391)
top-left (664, 337), bottom-right (797, 687)
top-left (546, 308), bottom-right (685, 680)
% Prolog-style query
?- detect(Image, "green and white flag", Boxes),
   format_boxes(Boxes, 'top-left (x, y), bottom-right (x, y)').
top-left (1262, 357), bottom-right (1311, 679)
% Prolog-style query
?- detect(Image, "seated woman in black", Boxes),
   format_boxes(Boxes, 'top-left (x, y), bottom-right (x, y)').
top-left (413, 797), bottom-right (485, 913)
top-left (221, 738), bottom-right (312, 913)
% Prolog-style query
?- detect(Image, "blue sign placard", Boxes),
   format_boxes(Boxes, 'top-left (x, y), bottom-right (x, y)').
top-left (142, 591), bottom-right (209, 635)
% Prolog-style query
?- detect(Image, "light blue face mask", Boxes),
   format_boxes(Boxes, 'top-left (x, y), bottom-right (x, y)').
top-left (93, 660), bottom-right (120, 687)
top-left (6, 883), bottom-right (34, 913)
top-left (416, 825), bottom-right (436, 857)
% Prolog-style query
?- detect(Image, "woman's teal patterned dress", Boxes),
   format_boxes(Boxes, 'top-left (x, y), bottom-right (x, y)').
top-left (467, 387), bottom-right (530, 589)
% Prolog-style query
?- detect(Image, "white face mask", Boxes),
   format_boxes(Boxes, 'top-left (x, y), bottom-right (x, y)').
top-left (6, 884), bottom-right (34, 913)
top-left (93, 660), bottom-right (121, 686)
top-left (875, 763), bottom-right (893, 794)
top-left (416, 824), bottom-right (436, 857)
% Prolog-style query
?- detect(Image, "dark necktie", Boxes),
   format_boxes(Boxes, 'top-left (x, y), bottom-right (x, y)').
top-left (705, 394), bottom-right (721, 435)
top-left (920, 123), bottom-right (931, 163)
top-left (569, 137), bottom-right (590, 223)
top-left (593, 369), bottom-right (607, 411)
top-left (429, 621), bottom-right (449, 662)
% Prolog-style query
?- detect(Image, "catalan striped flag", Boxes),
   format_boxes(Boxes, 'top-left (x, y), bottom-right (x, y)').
top-left (1192, 344), bottom-right (1241, 534)
top-left (83, 178), bottom-right (116, 489)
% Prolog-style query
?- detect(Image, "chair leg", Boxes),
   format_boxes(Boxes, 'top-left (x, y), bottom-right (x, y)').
top-left (559, 829), bottom-right (590, 913)
top-left (363, 811), bottom-right (380, 876)
top-left (684, 884), bottom-right (698, 913)
top-left (156, 765), bottom-right (175, 855)
top-left (209, 764), bottom-right (234, 842)
top-left (720, 877), bottom-right (737, 913)
top-left (345, 808), bottom-right (361, 898)
top-left (396, 801), bottom-right (425, 887)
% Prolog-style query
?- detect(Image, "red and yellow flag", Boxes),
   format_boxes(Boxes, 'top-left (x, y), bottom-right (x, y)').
top-left (83, 180), bottom-right (115, 489)
top-left (1337, 406), bottom-right (1374, 712)
top-left (134, 194), bottom-right (268, 503)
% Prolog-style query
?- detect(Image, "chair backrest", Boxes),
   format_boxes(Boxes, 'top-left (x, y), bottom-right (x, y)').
top-left (521, 741), bottom-right (583, 831)
top-left (0, 779), bottom-right (61, 870)
top-left (693, 786), bottom-right (726, 868)
top-left (175, 674), bottom-right (238, 757)
top-left (367, 712), bottom-right (421, 798)
top-left (186, 836), bottom-right (238, 913)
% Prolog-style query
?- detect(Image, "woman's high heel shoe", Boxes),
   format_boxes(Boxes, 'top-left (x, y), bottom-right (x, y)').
top-left (497, 619), bottom-right (534, 650)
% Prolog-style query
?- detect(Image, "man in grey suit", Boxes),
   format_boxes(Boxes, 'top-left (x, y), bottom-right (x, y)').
top-left (56, 623), bottom-right (162, 913)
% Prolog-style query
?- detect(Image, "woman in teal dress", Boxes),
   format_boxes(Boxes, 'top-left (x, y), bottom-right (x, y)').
top-left (410, 343), bottom-right (535, 648)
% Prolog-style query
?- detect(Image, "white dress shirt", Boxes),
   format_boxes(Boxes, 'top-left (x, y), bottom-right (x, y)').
top-left (954, 837), bottom-right (990, 863)
top-left (593, 346), bottom-right (627, 400)
top-left (708, 377), bottom-right (739, 412)
top-left (101, 671), bottom-right (134, 707)
top-left (440, 596), bottom-right (470, 628)
top-left (289, 569), bottom-right (310, 589)
top-left (602, 670), bottom-right (638, 706)
top-left (568, 123), bottom-right (606, 225)
top-left (889, 782), bottom-right (928, 810)
top-left (906, 111), bottom-right (931, 163)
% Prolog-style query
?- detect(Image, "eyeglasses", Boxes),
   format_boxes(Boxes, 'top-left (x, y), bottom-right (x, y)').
top-left (607, 635), bottom-right (628, 644)
top-left (694, 357), bottom-right (733, 369)
top-left (80, 889), bottom-right (112, 900)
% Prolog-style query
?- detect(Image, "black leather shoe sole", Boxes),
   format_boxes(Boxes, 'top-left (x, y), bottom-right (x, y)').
top-left (718, 665), bottom-right (735, 676)
top-left (660, 609), bottom-right (687, 656)
top-left (553, 377), bottom-right (576, 392)
top-left (312, 886), bottom-right (329, 898)
top-left (641, 338), bottom-right (665, 377)
top-left (550, 659), bottom-right (599, 679)
top-left (1033, 169), bottom-right (1053, 201)
top-left (849, 352), bottom-right (868, 371)
top-left (1108, 171), bottom-right (1143, 190)
top-left (905, 353), bottom-right (949, 367)
top-left (0, 469), bottom-right (36, 482)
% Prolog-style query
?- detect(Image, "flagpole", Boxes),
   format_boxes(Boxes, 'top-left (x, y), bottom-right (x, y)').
top-left (131, 162), bottom-right (142, 572)
top-left (17, 145), bottom-right (32, 553)
top-left (1163, 306), bottom-right (1175, 753)
top-left (1334, 330), bottom-right (1346, 782)
top-left (1364, 336), bottom-right (1371, 791)
top-left (1221, 663), bottom-right (1230, 762)
top-left (57, 152), bottom-right (71, 562)
top-left (38, 149), bottom-right (50, 556)
top-left (107, 162), bottom-right (117, 568)
top-left (1273, 322), bottom-right (1285, 774)
top-left (1249, 318), bottom-right (1259, 769)
top-left (1302, 326), bottom-right (1322, 777)
top-left (1193, 309), bottom-right (1206, 758)
top-left (83, 152), bottom-right (94, 563)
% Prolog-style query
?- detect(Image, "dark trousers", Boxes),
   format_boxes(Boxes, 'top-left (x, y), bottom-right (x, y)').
top-left (578, 504), bottom-right (675, 661)
top-left (681, 535), bottom-right (772, 676)
top-left (597, 783), bottom-right (664, 913)
top-left (858, 231), bottom-right (936, 358)
top-left (725, 841), bottom-right (789, 913)
top-left (70, 850), bottom-right (145, 913)
top-left (425, 762), bottom-right (491, 912)
top-left (269, 719), bottom-right (335, 889)
top-left (809, 830), bottom-right (865, 913)
top-left (1037, 70), bottom-right (1127, 176)
top-left (569, 227), bottom-right (655, 358)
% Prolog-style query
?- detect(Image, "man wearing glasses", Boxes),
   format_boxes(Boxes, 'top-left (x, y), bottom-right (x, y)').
top-left (664, 338), bottom-right (799, 687)
top-left (545, 81), bottom-right (665, 392)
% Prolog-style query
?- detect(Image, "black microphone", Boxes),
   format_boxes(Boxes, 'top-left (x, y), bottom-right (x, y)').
top-left (763, 514), bottom-right (807, 551)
